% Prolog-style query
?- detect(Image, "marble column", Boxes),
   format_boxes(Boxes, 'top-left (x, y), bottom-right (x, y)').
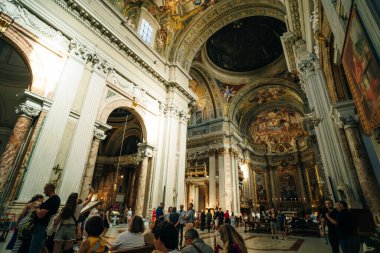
top-left (269, 168), bottom-right (277, 206)
top-left (264, 170), bottom-right (271, 208)
top-left (230, 150), bottom-right (238, 213)
top-left (297, 52), bottom-right (360, 201)
top-left (79, 127), bottom-right (107, 200)
top-left (333, 103), bottom-right (380, 225)
top-left (18, 41), bottom-right (89, 202)
top-left (0, 92), bottom-right (42, 197)
top-left (208, 149), bottom-right (217, 208)
top-left (135, 143), bottom-right (154, 216)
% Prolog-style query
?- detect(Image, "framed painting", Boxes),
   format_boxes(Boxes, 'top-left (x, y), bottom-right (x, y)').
top-left (342, 6), bottom-right (380, 135)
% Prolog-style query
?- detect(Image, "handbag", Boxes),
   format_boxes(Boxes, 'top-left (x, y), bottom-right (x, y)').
top-left (17, 212), bottom-right (36, 240)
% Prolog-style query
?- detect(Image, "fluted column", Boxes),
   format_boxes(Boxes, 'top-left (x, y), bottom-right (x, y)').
top-left (176, 112), bottom-right (189, 208)
top-left (297, 52), bottom-right (360, 201)
top-left (135, 143), bottom-right (154, 216)
top-left (333, 102), bottom-right (380, 225)
top-left (217, 148), bottom-right (226, 209)
top-left (79, 127), bottom-right (107, 200)
top-left (18, 41), bottom-right (89, 202)
top-left (59, 55), bottom-right (112, 203)
top-left (208, 149), bottom-right (217, 208)
top-left (230, 149), bottom-right (239, 213)
top-left (0, 91), bottom-right (42, 197)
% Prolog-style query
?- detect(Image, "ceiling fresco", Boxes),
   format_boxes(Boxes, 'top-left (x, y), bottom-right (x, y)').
top-left (108, 0), bottom-right (220, 55)
top-left (205, 16), bottom-right (286, 72)
top-left (249, 108), bottom-right (306, 154)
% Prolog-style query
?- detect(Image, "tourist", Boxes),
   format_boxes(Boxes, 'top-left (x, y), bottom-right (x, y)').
top-left (200, 210), bottom-right (206, 231)
top-left (181, 229), bottom-right (213, 253)
top-left (268, 208), bottom-right (278, 239)
top-left (78, 216), bottom-right (106, 253)
top-left (178, 204), bottom-right (186, 247)
top-left (230, 212), bottom-right (236, 228)
top-left (206, 209), bottom-right (212, 232)
top-left (326, 200), bottom-right (360, 253)
top-left (28, 183), bottom-right (61, 253)
top-left (152, 208), bottom-right (157, 223)
top-left (127, 207), bottom-right (133, 223)
top-left (102, 205), bottom-right (112, 235)
top-left (277, 209), bottom-right (286, 240)
top-left (185, 203), bottom-right (195, 230)
top-left (224, 210), bottom-right (230, 224)
top-left (9, 194), bottom-right (44, 252)
top-left (169, 207), bottom-right (180, 228)
top-left (218, 208), bottom-right (224, 226)
top-left (152, 221), bottom-right (179, 253)
top-left (166, 206), bottom-right (173, 221)
top-left (109, 215), bottom-right (145, 251)
top-left (321, 199), bottom-right (339, 253)
top-left (156, 202), bottom-right (165, 220)
top-left (216, 224), bottom-right (247, 253)
top-left (214, 208), bottom-right (220, 231)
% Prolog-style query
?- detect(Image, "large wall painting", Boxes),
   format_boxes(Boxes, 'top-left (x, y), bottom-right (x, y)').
top-left (255, 172), bottom-right (267, 204)
top-left (277, 169), bottom-right (298, 200)
top-left (342, 7), bottom-right (380, 135)
top-left (249, 109), bottom-right (305, 153)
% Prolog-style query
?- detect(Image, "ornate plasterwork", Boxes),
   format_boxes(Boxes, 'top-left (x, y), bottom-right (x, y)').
top-left (169, 0), bottom-right (286, 71)
top-left (15, 103), bottom-right (41, 118)
top-left (284, 0), bottom-right (302, 38)
top-left (93, 128), bottom-right (107, 141)
top-left (0, 0), bottom-right (70, 50)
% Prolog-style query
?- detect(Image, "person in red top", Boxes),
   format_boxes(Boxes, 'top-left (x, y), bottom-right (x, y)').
top-left (224, 210), bottom-right (230, 224)
top-left (152, 208), bottom-right (157, 223)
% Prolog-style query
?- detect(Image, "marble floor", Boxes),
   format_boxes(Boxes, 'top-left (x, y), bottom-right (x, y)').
top-left (0, 225), bottom-right (347, 253)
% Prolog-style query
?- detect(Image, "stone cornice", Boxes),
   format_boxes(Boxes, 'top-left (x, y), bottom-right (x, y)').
top-left (41, 0), bottom-right (195, 103)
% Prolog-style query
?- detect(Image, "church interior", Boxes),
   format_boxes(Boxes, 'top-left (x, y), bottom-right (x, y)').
top-left (1, 0), bottom-right (380, 250)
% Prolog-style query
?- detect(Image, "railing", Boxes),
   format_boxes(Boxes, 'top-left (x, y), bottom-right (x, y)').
top-left (185, 163), bottom-right (207, 178)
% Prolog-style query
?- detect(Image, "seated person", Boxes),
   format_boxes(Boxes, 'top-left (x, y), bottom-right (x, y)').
top-left (152, 220), bottom-right (179, 253)
top-left (109, 216), bottom-right (145, 251)
top-left (79, 216), bottom-right (107, 253)
top-left (143, 220), bottom-right (160, 245)
top-left (182, 229), bottom-right (213, 253)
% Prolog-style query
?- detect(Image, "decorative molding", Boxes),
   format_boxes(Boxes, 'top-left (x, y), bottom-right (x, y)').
top-left (93, 128), bottom-right (106, 141)
top-left (49, 0), bottom-right (195, 103)
top-left (137, 142), bottom-right (154, 159)
top-left (15, 103), bottom-right (41, 118)
top-left (331, 100), bottom-right (358, 128)
top-left (0, 0), bottom-right (70, 50)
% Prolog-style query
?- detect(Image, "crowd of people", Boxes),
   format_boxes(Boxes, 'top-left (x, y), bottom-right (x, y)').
top-left (5, 182), bottom-right (361, 253)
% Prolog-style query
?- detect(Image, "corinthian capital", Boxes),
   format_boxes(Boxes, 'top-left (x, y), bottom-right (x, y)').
top-left (15, 103), bottom-right (41, 118)
top-left (93, 128), bottom-right (106, 140)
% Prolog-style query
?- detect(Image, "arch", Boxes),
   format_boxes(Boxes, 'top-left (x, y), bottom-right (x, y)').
top-left (168, 0), bottom-right (286, 72)
top-left (2, 17), bottom-right (48, 96)
top-left (98, 97), bottom-right (148, 142)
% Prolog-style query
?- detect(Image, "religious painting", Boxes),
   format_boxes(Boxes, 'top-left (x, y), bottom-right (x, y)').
top-left (277, 171), bottom-right (298, 200)
top-left (342, 7), bottom-right (380, 135)
top-left (250, 108), bottom-right (305, 153)
top-left (255, 173), bottom-right (267, 204)
top-left (195, 111), bottom-right (203, 124)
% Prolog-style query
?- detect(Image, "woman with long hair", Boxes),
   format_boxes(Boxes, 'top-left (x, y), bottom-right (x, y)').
top-left (53, 189), bottom-right (93, 253)
top-left (216, 224), bottom-right (247, 253)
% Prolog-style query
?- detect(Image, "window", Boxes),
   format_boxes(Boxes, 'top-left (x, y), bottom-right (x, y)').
top-left (139, 19), bottom-right (153, 44)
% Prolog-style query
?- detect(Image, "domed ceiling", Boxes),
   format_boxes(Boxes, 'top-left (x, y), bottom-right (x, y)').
top-left (206, 16), bottom-right (286, 72)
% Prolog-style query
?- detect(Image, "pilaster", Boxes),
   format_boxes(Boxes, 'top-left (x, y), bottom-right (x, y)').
top-left (18, 40), bottom-right (89, 202)
top-left (208, 149), bottom-right (217, 208)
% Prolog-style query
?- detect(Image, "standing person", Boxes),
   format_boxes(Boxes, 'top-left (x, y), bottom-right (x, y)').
top-left (166, 207), bottom-right (173, 221)
top-left (53, 189), bottom-right (94, 253)
top-left (200, 210), bottom-right (206, 231)
top-left (156, 202), bottom-right (165, 220)
top-left (169, 207), bottom-right (180, 229)
top-left (206, 209), bottom-right (212, 232)
top-left (277, 209), bottom-right (286, 240)
top-left (214, 208), bottom-right (220, 231)
top-left (10, 194), bottom-right (44, 252)
top-left (29, 183), bottom-right (61, 253)
top-left (152, 221), bottom-right (179, 253)
top-left (184, 203), bottom-right (195, 231)
top-left (321, 199), bottom-right (340, 253)
top-left (178, 205), bottom-right (186, 248)
top-left (224, 210), bottom-right (230, 224)
top-left (230, 212), bottom-right (236, 228)
top-left (152, 208), bottom-right (157, 223)
top-left (215, 224), bottom-right (248, 253)
top-left (182, 229), bottom-right (214, 253)
top-left (102, 206), bottom-right (112, 235)
top-left (218, 208), bottom-right (224, 226)
top-left (268, 208), bottom-right (278, 239)
top-left (326, 200), bottom-right (360, 253)
top-left (127, 208), bottom-right (133, 224)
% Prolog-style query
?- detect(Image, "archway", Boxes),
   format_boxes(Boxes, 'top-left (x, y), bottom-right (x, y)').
top-left (0, 38), bottom-right (31, 154)
top-left (91, 108), bottom-right (144, 214)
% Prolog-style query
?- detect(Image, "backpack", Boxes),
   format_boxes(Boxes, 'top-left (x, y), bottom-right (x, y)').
top-left (17, 212), bottom-right (36, 240)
